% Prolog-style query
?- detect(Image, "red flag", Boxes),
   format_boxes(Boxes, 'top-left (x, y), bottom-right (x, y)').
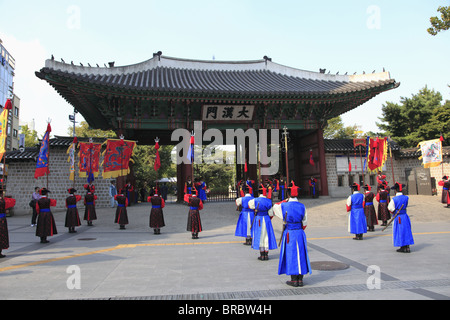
top-left (78, 142), bottom-right (101, 182)
top-left (154, 141), bottom-right (161, 171)
top-left (101, 139), bottom-right (136, 179)
top-left (349, 159), bottom-right (352, 173)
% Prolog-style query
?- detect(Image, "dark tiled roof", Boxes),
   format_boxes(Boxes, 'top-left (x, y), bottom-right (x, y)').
top-left (4, 136), bottom-right (108, 162)
top-left (36, 55), bottom-right (399, 98)
top-left (398, 146), bottom-right (450, 158)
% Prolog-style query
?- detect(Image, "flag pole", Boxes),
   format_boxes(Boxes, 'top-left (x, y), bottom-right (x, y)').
top-left (282, 126), bottom-right (289, 200)
top-left (388, 137), bottom-right (395, 184)
top-left (46, 118), bottom-right (52, 190)
top-left (1, 99), bottom-right (12, 191)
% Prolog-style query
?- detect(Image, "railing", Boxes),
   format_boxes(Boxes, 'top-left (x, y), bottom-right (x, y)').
top-left (205, 190), bottom-right (238, 202)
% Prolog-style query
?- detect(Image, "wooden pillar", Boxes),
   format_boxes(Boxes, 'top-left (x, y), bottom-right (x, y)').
top-left (176, 162), bottom-right (192, 203)
top-left (317, 128), bottom-right (329, 196)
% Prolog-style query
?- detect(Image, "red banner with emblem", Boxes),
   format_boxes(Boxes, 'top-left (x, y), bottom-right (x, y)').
top-left (78, 142), bottom-right (102, 182)
top-left (101, 139), bottom-right (136, 179)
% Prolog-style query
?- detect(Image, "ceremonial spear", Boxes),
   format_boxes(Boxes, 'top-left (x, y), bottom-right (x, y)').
top-left (282, 126), bottom-right (290, 200)
top-left (382, 204), bottom-right (405, 232)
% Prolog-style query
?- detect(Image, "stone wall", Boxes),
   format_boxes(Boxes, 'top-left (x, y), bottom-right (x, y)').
top-left (6, 147), bottom-right (113, 215)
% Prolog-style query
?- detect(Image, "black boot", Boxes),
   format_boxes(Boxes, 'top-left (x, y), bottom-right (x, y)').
top-left (298, 275), bottom-right (304, 287)
top-left (264, 251), bottom-right (269, 260)
top-left (40, 237), bottom-right (49, 243)
top-left (258, 251), bottom-right (265, 260)
top-left (0, 250), bottom-right (5, 258)
top-left (286, 275), bottom-right (299, 287)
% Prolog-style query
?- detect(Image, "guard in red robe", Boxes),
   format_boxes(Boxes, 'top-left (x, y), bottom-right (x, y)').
top-left (438, 176), bottom-right (450, 208)
top-left (114, 189), bottom-right (129, 229)
top-left (363, 184), bottom-right (378, 232)
top-left (377, 183), bottom-right (391, 226)
top-left (35, 188), bottom-right (57, 243)
top-left (65, 188), bottom-right (82, 233)
top-left (83, 184), bottom-right (98, 226)
top-left (0, 189), bottom-right (16, 258)
top-left (148, 193), bottom-right (165, 234)
top-left (186, 189), bottom-right (204, 239)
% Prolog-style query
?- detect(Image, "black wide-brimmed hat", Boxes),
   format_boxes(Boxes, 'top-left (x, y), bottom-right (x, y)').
top-left (350, 183), bottom-right (360, 191)
top-left (40, 188), bottom-right (51, 195)
top-left (391, 182), bottom-right (406, 192)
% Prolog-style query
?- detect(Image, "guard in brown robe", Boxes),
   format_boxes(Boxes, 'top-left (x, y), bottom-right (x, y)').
top-left (186, 190), bottom-right (204, 239)
top-left (83, 184), bottom-right (98, 226)
top-left (35, 188), bottom-right (57, 243)
top-left (114, 189), bottom-right (129, 229)
top-left (376, 183), bottom-right (391, 226)
top-left (363, 185), bottom-right (378, 232)
top-left (65, 188), bottom-right (82, 233)
top-left (148, 193), bottom-right (165, 234)
top-left (0, 189), bottom-right (16, 258)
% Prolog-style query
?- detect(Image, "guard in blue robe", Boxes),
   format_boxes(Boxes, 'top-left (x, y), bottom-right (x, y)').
top-left (274, 185), bottom-right (311, 287)
top-left (249, 194), bottom-right (277, 261)
top-left (235, 185), bottom-right (255, 245)
top-left (388, 183), bottom-right (414, 253)
top-left (346, 183), bottom-right (367, 240)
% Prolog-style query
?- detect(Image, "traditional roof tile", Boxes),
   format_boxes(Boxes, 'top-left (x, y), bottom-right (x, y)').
top-left (36, 55), bottom-right (399, 98)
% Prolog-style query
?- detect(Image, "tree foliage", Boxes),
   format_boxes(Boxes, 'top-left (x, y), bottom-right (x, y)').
top-left (428, 6), bottom-right (450, 36)
top-left (67, 121), bottom-right (116, 138)
top-left (323, 116), bottom-right (361, 139)
top-left (132, 145), bottom-right (176, 191)
top-left (377, 86), bottom-right (450, 147)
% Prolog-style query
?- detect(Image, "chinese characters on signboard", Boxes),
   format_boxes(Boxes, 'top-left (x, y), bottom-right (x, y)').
top-left (202, 105), bottom-right (255, 121)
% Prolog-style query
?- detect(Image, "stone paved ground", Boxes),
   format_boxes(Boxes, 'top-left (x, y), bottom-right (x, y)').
top-left (0, 194), bottom-right (449, 301)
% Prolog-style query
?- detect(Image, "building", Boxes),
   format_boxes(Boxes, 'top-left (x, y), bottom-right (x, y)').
top-left (0, 39), bottom-right (15, 109)
top-left (35, 53), bottom-right (400, 201)
top-left (0, 39), bottom-right (20, 152)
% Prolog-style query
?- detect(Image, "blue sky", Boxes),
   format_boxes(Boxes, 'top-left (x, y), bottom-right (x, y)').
top-left (0, 0), bottom-right (449, 137)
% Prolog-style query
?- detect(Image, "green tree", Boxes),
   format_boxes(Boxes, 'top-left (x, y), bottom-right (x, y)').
top-left (377, 86), bottom-right (448, 147)
top-left (133, 145), bottom-right (176, 191)
top-left (428, 6), bottom-right (450, 35)
top-left (20, 124), bottom-right (39, 147)
top-left (323, 116), bottom-right (361, 139)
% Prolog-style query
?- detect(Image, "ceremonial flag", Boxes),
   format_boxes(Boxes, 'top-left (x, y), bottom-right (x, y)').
top-left (417, 138), bottom-right (442, 168)
top-left (79, 141), bottom-right (102, 183)
top-left (367, 137), bottom-right (388, 173)
top-left (0, 99), bottom-right (12, 162)
top-left (35, 123), bottom-right (51, 179)
top-left (154, 140), bottom-right (161, 172)
top-left (187, 134), bottom-right (195, 164)
top-left (66, 137), bottom-right (78, 181)
top-left (309, 149), bottom-right (315, 166)
top-left (101, 138), bottom-right (136, 179)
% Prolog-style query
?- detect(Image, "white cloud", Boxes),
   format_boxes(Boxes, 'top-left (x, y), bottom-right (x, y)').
top-left (1, 33), bottom-right (83, 137)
